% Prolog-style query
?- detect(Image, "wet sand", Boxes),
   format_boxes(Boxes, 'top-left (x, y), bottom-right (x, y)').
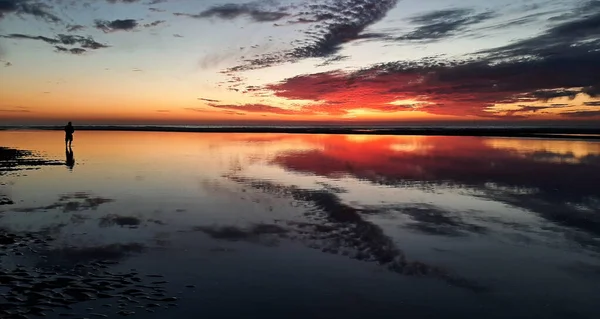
top-left (1, 130), bottom-right (599, 319)
top-left (2, 125), bottom-right (600, 139)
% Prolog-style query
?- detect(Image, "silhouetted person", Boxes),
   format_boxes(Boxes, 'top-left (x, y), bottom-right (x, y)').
top-left (65, 146), bottom-right (75, 170)
top-left (64, 121), bottom-right (75, 147)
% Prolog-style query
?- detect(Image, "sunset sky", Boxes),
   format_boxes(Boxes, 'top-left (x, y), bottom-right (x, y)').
top-left (1, 0), bottom-right (599, 125)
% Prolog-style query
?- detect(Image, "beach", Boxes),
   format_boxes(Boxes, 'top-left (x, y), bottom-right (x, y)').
top-left (1, 130), bottom-right (600, 319)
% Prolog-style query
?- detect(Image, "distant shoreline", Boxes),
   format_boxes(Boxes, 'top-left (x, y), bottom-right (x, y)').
top-left (1, 126), bottom-right (600, 139)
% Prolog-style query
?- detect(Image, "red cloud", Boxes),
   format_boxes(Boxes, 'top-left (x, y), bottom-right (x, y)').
top-left (260, 52), bottom-right (600, 118)
top-left (264, 68), bottom-right (523, 117)
top-left (210, 103), bottom-right (305, 115)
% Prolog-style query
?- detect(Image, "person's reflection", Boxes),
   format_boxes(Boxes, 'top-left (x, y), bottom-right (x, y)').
top-left (65, 146), bottom-right (75, 170)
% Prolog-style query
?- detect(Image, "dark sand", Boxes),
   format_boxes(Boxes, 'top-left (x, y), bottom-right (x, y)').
top-left (1, 147), bottom-right (186, 319)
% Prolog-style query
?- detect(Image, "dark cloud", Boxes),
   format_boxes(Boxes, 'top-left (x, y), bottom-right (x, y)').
top-left (2, 33), bottom-right (109, 54)
top-left (149, 7), bottom-right (165, 12)
top-left (480, 6), bottom-right (600, 61)
top-left (106, 0), bottom-right (141, 3)
top-left (174, 2), bottom-right (289, 23)
top-left (225, 0), bottom-right (399, 72)
top-left (66, 24), bottom-right (86, 32)
top-left (563, 110), bottom-right (600, 118)
top-left (198, 97), bottom-right (221, 103)
top-left (0, 0), bottom-right (61, 23)
top-left (54, 45), bottom-right (86, 54)
top-left (2, 33), bottom-right (58, 44)
top-left (56, 34), bottom-right (109, 49)
top-left (503, 105), bottom-right (557, 117)
top-left (398, 9), bottom-right (494, 41)
top-left (143, 19), bottom-right (165, 28)
top-left (526, 89), bottom-right (580, 102)
top-left (95, 19), bottom-right (139, 32)
top-left (584, 101), bottom-right (600, 106)
top-left (173, 33), bottom-right (183, 38)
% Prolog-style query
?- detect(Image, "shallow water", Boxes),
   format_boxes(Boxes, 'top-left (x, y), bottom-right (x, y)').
top-left (1, 130), bottom-right (599, 319)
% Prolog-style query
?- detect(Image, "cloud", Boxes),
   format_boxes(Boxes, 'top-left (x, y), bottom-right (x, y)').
top-left (563, 110), bottom-right (600, 118)
top-left (54, 45), bottom-right (86, 54)
top-left (95, 19), bottom-right (139, 32)
top-left (184, 107), bottom-right (245, 116)
top-left (2, 33), bottom-right (109, 54)
top-left (249, 7), bottom-right (600, 118)
top-left (225, 0), bottom-right (399, 72)
top-left (397, 8), bottom-right (494, 41)
top-left (149, 7), bottom-right (165, 12)
top-left (263, 49), bottom-right (600, 118)
top-left (173, 33), bottom-right (183, 38)
top-left (174, 2), bottom-right (289, 23)
top-left (210, 103), bottom-right (302, 115)
top-left (198, 98), bottom-right (221, 103)
top-left (143, 19), bottom-right (165, 28)
top-left (0, 106), bottom-right (30, 113)
top-left (584, 101), bottom-right (600, 106)
top-left (479, 6), bottom-right (600, 61)
top-left (0, 0), bottom-right (61, 23)
top-left (2, 33), bottom-right (58, 44)
top-left (66, 24), bottom-right (86, 32)
top-left (106, 0), bottom-right (142, 3)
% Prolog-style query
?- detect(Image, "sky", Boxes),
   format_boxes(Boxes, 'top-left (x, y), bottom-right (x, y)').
top-left (1, 0), bottom-right (599, 126)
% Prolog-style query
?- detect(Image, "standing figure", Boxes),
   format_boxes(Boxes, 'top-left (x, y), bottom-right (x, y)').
top-left (64, 121), bottom-right (75, 147)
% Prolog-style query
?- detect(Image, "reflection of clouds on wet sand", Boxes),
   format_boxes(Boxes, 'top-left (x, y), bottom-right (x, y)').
top-left (192, 223), bottom-right (289, 247)
top-left (40, 242), bottom-right (146, 265)
top-left (216, 175), bottom-right (488, 292)
top-left (0, 146), bottom-right (63, 174)
top-left (483, 138), bottom-right (600, 164)
top-left (99, 214), bottom-right (142, 228)
top-left (1, 146), bottom-right (63, 207)
top-left (9, 192), bottom-right (114, 213)
top-left (260, 135), bottom-right (600, 249)
top-left (391, 204), bottom-right (487, 237)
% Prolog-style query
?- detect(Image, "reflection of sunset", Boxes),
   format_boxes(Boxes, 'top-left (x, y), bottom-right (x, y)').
top-left (483, 138), bottom-right (600, 160)
top-left (262, 134), bottom-right (600, 207)
top-left (3, 131), bottom-right (600, 205)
